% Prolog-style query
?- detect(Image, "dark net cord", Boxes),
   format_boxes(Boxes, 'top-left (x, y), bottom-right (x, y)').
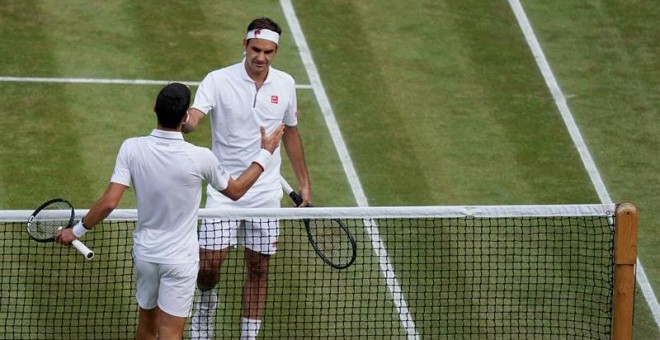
top-left (0, 215), bottom-right (615, 339)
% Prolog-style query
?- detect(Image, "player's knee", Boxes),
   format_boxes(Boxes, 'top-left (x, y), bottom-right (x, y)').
top-left (197, 248), bottom-right (227, 287)
top-left (197, 263), bottom-right (221, 290)
top-left (197, 269), bottom-right (220, 291)
top-left (245, 256), bottom-right (270, 278)
top-left (246, 267), bottom-right (268, 284)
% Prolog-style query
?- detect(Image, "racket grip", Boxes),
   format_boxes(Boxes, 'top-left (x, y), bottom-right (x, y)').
top-left (289, 192), bottom-right (304, 206)
top-left (72, 239), bottom-right (95, 260)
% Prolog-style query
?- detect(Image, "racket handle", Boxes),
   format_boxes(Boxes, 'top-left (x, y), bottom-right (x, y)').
top-left (280, 176), bottom-right (306, 207)
top-left (72, 239), bottom-right (95, 260)
top-left (280, 176), bottom-right (294, 194)
top-left (289, 192), bottom-right (304, 206)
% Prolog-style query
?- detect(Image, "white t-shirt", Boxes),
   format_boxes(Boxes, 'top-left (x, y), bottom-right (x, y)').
top-left (192, 60), bottom-right (297, 200)
top-left (111, 129), bottom-right (230, 264)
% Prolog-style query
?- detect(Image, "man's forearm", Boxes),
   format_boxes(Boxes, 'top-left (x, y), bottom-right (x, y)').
top-left (283, 127), bottom-right (310, 195)
top-left (182, 108), bottom-right (204, 133)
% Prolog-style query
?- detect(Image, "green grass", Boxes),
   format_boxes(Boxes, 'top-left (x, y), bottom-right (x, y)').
top-left (296, 0), bottom-right (598, 206)
top-left (0, 0), bottom-right (658, 338)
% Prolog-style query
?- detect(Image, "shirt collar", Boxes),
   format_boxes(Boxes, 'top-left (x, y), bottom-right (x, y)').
top-left (150, 129), bottom-right (184, 140)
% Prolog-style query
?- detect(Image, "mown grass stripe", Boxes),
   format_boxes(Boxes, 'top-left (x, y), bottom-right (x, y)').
top-left (281, 0), bottom-right (419, 338)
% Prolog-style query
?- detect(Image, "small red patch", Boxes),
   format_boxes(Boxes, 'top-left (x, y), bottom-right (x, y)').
top-left (272, 241), bottom-right (278, 249)
top-left (271, 95), bottom-right (278, 104)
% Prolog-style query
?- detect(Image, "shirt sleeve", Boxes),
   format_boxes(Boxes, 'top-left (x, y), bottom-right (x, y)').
top-left (199, 148), bottom-right (230, 191)
top-left (283, 75), bottom-right (298, 126)
top-left (191, 72), bottom-right (216, 115)
top-left (110, 140), bottom-right (132, 187)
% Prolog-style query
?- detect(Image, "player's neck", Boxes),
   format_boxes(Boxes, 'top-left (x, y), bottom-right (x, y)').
top-left (245, 64), bottom-right (268, 89)
top-left (156, 124), bottom-right (182, 132)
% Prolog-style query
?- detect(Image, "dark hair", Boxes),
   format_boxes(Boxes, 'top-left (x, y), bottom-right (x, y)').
top-left (154, 83), bottom-right (190, 129)
top-left (246, 17), bottom-right (282, 35)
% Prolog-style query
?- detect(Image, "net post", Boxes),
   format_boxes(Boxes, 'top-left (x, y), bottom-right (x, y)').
top-left (612, 203), bottom-right (638, 340)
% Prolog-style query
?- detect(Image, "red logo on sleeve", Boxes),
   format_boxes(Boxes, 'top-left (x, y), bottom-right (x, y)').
top-left (271, 95), bottom-right (278, 104)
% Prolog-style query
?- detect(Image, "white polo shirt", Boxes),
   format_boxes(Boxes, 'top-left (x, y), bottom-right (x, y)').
top-left (192, 60), bottom-right (297, 198)
top-left (110, 129), bottom-right (230, 264)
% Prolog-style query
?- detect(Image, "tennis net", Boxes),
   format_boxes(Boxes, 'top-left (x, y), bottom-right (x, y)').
top-left (0, 203), bottom-right (636, 339)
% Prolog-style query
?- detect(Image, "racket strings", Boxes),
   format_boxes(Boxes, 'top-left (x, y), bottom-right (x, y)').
top-left (28, 202), bottom-right (71, 239)
top-left (308, 219), bottom-right (354, 266)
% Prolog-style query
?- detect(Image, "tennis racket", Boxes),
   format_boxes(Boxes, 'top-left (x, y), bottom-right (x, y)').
top-left (280, 176), bottom-right (356, 269)
top-left (27, 198), bottom-right (95, 260)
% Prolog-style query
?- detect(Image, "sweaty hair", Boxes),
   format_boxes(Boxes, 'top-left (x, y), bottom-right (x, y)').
top-left (246, 17), bottom-right (282, 35)
top-left (154, 83), bottom-right (190, 129)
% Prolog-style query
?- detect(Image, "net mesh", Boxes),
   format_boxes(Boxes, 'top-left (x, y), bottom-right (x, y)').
top-left (0, 205), bottom-right (616, 339)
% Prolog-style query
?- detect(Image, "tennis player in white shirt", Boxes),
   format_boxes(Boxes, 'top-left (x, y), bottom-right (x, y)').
top-left (183, 17), bottom-right (311, 340)
top-left (55, 83), bottom-right (284, 340)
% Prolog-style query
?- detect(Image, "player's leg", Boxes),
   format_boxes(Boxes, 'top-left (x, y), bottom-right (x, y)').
top-left (136, 306), bottom-right (186, 340)
top-left (156, 262), bottom-right (198, 339)
top-left (191, 201), bottom-right (239, 339)
top-left (191, 246), bottom-right (229, 338)
top-left (241, 248), bottom-right (271, 339)
top-left (197, 247), bottom-right (230, 290)
top-left (134, 258), bottom-right (160, 339)
top-left (157, 311), bottom-right (187, 340)
top-left (239, 189), bottom-right (281, 339)
top-left (136, 307), bottom-right (158, 339)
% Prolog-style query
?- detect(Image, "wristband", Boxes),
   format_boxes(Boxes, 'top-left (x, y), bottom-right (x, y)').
top-left (72, 220), bottom-right (90, 238)
top-left (252, 149), bottom-right (272, 171)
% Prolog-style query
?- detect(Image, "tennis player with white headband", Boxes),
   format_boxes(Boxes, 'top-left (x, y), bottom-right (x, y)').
top-left (184, 17), bottom-right (311, 340)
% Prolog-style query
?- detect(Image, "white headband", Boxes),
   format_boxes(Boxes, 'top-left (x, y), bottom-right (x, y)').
top-left (246, 28), bottom-right (280, 45)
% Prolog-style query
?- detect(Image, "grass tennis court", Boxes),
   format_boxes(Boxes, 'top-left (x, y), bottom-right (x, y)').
top-left (0, 0), bottom-right (657, 338)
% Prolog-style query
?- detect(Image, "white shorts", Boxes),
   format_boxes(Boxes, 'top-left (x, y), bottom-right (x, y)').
top-left (134, 258), bottom-right (199, 317)
top-left (199, 188), bottom-right (282, 254)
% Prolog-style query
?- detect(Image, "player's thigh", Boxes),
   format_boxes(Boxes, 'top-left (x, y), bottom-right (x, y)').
top-left (158, 310), bottom-right (187, 340)
top-left (157, 262), bottom-right (199, 318)
top-left (199, 217), bottom-right (240, 250)
top-left (200, 193), bottom-right (241, 250)
top-left (243, 190), bottom-right (282, 255)
top-left (243, 218), bottom-right (280, 255)
top-left (134, 258), bottom-right (160, 310)
top-left (199, 247), bottom-right (230, 274)
top-left (245, 247), bottom-right (270, 274)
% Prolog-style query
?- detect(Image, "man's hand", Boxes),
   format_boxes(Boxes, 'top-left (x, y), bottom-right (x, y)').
top-left (261, 124), bottom-right (285, 154)
top-left (297, 184), bottom-right (311, 207)
top-left (55, 227), bottom-right (77, 246)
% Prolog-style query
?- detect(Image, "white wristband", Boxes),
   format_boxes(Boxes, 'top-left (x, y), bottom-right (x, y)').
top-left (72, 220), bottom-right (89, 238)
top-left (252, 149), bottom-right (272, 171)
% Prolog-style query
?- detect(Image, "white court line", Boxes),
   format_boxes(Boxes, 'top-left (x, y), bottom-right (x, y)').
top-left (0, 76), bottom-right (313, 89)
top-left (279, 1), bottom-right (419, 339)
top-left (508, 0), bottom-right (660, 329)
